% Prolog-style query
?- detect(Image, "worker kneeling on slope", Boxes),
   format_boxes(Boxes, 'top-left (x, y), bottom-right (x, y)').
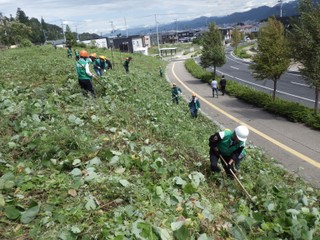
top-left (209, 125), bottom-right (249, 176)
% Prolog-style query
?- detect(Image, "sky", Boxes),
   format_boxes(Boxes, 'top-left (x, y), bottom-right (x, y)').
top-left (0, 0), bottom-right (294, 35)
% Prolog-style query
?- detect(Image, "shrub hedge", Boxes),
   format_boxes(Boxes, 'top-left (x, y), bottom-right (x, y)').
top-left (185, 58), bottom-right (320, 130)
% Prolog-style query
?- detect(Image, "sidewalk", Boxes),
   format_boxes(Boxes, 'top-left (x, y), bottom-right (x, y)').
top-left (166, 58), bottom-right (320, 188)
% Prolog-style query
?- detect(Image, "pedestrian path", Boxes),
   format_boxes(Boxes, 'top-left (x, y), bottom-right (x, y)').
top-left (166, 59), bottom-right (320, 188)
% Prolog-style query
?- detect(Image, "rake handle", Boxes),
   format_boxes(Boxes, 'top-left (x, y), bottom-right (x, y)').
top-left (220, 155), bottom-right (253, 201)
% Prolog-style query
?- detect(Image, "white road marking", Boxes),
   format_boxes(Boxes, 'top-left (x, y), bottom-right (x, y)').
top-left (230, 66), bottom-right (239, 70)
top-left (291, 81), bottom-right (310, 87)
top-left (217, 70), bottom-right (318, 103)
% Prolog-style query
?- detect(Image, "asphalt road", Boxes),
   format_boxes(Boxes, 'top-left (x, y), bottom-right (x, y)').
top-left (166, 59), bottom-right (320, 188)
top-left (211, 47), bottom-right (318, 109)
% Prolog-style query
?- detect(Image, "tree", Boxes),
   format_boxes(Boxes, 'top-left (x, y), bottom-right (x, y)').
top-left (231, 28), bottom-right (242, 50)
top-left (250, 17), bottom-right (290, 100)
top-left (65, 24), bottom-right (76, 46)
top-left (200, 23), bottom-right (226, 79)
top-left (289, 0), bottom-right (320, 114)
top-left (16, 8), bottom-right (29, 25)
top-left (45, 23), bottom-right (63, 41)
top-left (29, 17), bottom-right (45, 44)
top-left (0, 20), bottom-right (31, 45)
top-left (10, 21), bottom-right (32, 45)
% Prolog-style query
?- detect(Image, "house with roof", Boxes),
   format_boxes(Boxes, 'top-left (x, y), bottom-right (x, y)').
top-left (81, 38), bottom-right (108, 48)
top-left (112, 35), bottom-right (148, 55)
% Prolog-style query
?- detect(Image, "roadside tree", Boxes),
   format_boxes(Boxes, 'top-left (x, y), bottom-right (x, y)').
top-left (289, 0), bottom-right (320, 114)
top-left (200, 23), bottom-right (226, 79)
top-left (231, 28), bottom-right (242, 51)
top-left (250, 17), bottom-right (290, 100)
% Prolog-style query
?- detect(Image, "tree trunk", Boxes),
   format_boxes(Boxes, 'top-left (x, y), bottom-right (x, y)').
top-left (314, 86), bottom-right (319, 115)
top-left (213, 65), bottom-right (216, 79)
top-left (272, 79), bottom-right (277, 101)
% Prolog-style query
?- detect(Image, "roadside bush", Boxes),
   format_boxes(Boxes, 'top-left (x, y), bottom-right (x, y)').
top-left (185, 58), bottom-right (320, 130)
top-left (185, 58), bottom-right (212, 83)
top-left (74, 42), bottom-right (86, 48)
top-left (239, 49), bottom-right (251, 58)
top-left (19, 39), bottom-right (33, 48)
top-left (306, 114), bottom-right (320, 129)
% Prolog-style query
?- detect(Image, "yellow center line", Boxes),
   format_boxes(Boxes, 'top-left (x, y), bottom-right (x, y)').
top-left (171, 62), bottom-right (320, 169)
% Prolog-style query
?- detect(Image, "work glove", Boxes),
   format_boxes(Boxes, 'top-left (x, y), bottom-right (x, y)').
top-left (227, 160), bottom-right (237, 172)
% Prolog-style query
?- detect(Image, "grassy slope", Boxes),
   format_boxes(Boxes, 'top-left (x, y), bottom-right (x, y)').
top-left (0, 46), bottom-right (319, 239)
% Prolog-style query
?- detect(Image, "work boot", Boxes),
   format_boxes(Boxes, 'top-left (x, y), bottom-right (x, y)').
top-left (211, 165), bottom-right (221, 173)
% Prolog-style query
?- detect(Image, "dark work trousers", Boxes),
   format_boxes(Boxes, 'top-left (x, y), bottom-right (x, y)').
top-left (78, 79), bottom-right (95, 97)
top-left (220, 85), bottom-right (226, 95)
top-left (209, 152), bottom-right (241, 176)
top-left (172, 95), bottom-right (179, 104)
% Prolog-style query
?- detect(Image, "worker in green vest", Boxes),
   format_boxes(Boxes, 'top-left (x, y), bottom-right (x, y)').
top-left (75, 50), bottom-right (95, 97)
top-left (67, 46), bottom-right (72, 58)
top-left (171, 83), bottom-right (182, 104)
top-left (74, 49), bottom-right (80, 60)
top-left (123, 57), bottom-right (132, 73)
top-left (188, 92), bottom-right (201, 118)
top-left (208, 125), bottom-right (249, 175)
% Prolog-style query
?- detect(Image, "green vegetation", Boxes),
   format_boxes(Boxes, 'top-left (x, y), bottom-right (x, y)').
top-left (200, 23), bottom-right (226, 79)
top-left (250, 17), bottom-right (290, 101)
top-left (0, 8), bottom-right (99, 46)
top-left (289, 0), bottom-right (320, 114)
top-left (231, 28), bottom-right (242, 51)
top-left (185, 59), bottom-right (212, 82)
top-left (0, 46), bottom-right (319, 239)
top-left (185, 58), bottom-right (320, 130)
top-left (233, 44), bottom-right (254, 59)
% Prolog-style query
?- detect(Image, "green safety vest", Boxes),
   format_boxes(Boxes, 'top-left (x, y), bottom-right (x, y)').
top-left (76, 58), bottom-right (91, 80)
top-left (218, 129), bottom-right (244, 158)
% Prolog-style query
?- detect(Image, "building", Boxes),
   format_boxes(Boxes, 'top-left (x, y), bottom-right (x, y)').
top-left (219, 27), bottom-right (233, 44)
top-left (142, 35), bottom-right (151, 47)
top-left (81, 38), bottom-right (108, 48)
top-left (46, 39), bottom-right (66, 48)
top-left (112, 35), bottom-right (148, 55)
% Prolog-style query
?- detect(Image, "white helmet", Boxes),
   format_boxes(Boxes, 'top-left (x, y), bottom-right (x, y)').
top-left (234, 125), bottom-right (249, 142)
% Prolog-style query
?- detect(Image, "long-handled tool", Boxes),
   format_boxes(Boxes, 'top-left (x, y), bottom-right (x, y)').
top-left (220, 155), bottom-right (253, 202)
top-left (93, 76), bottom-right (107, 90)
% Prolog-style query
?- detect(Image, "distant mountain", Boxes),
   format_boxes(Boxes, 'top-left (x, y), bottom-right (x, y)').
top-left (115, 0), bottom-right (313, 36)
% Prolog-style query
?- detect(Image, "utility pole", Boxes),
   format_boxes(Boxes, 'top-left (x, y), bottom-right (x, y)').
top-left (60, 19), bottom-right (66, 43)
top-left (155, 14), bottom-right (161, 57)
top-left (75, 25), bottom-right (79, 41)
top-left (278, 0), bottom-right (283, 17)
top-left (110, 21), bottom-right (115, 37)
top-left (174, 18), bottom-right (178, 43)
top-left (124, 17), bottom-right (128, 37)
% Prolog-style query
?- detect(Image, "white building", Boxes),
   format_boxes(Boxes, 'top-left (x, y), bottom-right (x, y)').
top-left (81, 38), bottom-right (108, 48)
